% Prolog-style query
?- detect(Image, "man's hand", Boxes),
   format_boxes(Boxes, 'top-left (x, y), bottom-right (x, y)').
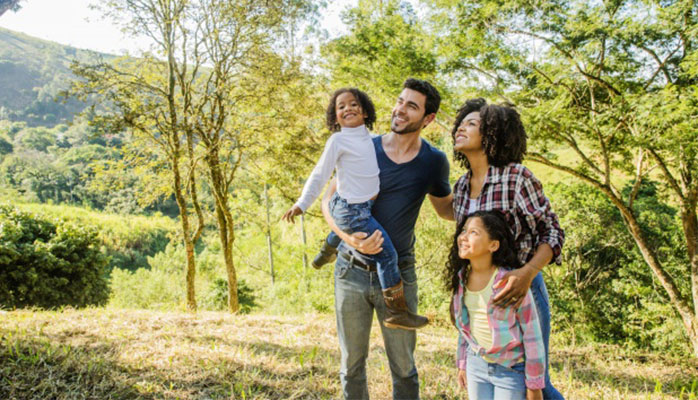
top-left (526, 388), bottom-right (543, 400)
top-left (492, 265), bottom-right (537, 309)
top-left (457, 369), bottom-right (467, 389)
top-left (345, 230), bottom-right (383, 255)
top-left (281, 205), bottom-right (303, 223)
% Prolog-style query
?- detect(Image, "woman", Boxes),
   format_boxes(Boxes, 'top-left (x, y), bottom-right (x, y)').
top-left (451, 98), bottom-right (565, 399)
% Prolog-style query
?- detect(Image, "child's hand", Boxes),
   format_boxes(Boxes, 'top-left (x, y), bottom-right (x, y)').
top-left (526, 388), bottom-right (543, 400)
top-left (282, 205), bottom-right (303, 223)
top-left (457, 369), bottom-right (467, 390)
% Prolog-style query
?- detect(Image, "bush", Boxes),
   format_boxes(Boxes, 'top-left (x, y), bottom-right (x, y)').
top-left (546, 182), bottom-right (691, 355)
top-left (201, 278), bottom-right (257, 313)
top-left (0, 205), bottom-right (109, 308)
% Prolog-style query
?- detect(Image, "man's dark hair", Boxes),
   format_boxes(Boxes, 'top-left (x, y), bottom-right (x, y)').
top-left (325, 88), bottom-right (377, 132)
top-left (445, 210), bottom-right (521, 294)
top-left (402, 78), bottom-right (441, 117)
top-left (451, 98), bottom-right (527, 169)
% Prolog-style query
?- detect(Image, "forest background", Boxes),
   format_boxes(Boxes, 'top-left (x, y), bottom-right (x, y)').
top-left (1, 0), bottom-right (697, 398)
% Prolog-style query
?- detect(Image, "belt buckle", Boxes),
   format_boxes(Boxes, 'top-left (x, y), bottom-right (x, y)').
top-left (349, 254), bottom-right (370, 271)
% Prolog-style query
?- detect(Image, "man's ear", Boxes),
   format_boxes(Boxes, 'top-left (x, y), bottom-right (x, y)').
top-left (422, 113), bottom-right (437, 128)
top-left (489, 240), bottom-right (500, 253)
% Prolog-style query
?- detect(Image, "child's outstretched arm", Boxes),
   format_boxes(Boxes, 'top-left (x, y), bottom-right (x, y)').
top-left (281, 136), bottom-right (340, 224)
top-left (516, 291), bottom-right (546, 390)
top-left (281, 205), bottom-right (303, 223)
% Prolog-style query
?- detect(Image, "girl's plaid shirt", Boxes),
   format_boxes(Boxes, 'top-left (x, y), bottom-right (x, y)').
top-left (453, 163), bottom-right (564, 265)
top-left (454, 268), bottom-right (546, 390)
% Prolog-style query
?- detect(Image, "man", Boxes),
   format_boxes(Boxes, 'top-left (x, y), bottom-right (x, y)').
top-left (321, 78), bottom-right (454, 400)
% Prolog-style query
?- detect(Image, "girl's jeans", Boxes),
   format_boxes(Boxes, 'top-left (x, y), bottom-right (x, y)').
top-left (530, 272), bottom-right (565, 400)
top-left (330, 192), bottom-right (400, 289)
top-left (466, 350), bottom-right (527, 400)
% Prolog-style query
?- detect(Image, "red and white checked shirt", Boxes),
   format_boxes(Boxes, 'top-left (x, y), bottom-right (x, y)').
top-left (453, 163), bottom-right (564, 265)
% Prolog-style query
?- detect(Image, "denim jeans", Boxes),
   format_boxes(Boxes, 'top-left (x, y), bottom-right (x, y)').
top-left (529, 272), bottom-right (565, 400)
top-left (334, 254), bottom-right (420, 400)
top-left (466, 350), bottom-right (527, 400)
top-left (330, 193), bottom-right (400, 289)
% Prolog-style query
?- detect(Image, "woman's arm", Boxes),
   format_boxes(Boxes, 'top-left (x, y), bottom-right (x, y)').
top-left (494, 167), bottom-right (563, 307)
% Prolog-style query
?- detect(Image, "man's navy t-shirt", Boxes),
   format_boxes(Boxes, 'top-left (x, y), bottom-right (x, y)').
top-left (355, 135), bottom-right (451, 263)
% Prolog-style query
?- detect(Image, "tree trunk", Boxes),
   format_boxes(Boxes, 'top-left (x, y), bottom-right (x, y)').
top-left (206, 149), bottom-right (238, 313)
top-left (610, 195), bottom-right (697, 354)
top-left (264, 183), bottom-right (275, 284)
top-left (171, 153), bottom-right (197, 312)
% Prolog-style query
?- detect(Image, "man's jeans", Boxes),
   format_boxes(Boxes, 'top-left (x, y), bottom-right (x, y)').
top-left (530, 272), bottom-right (565, 400)
top-left (334, 254), bottom-right (420, 400)
top-left (330, 193), bottom-right (400, 289)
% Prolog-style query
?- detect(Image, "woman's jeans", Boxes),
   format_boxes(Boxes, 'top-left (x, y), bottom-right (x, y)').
top-left (466, 350), bottom-right (526, 400)
top-left (530, 272), bottom-right (565, 400)
top-left (334, 255), bottom-right (420, 399)
top-left (330, 193), bottom-right (400, 289)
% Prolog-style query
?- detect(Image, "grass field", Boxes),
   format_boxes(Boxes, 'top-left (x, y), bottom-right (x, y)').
top-left (1, 308), bottom-right (696, 400)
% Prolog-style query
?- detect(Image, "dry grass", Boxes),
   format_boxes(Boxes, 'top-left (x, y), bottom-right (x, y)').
top-left (0, 308), bottom-right (696, 399)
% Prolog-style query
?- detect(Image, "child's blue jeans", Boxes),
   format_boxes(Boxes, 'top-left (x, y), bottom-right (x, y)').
top-left (329, 192), bottom-right (400, 289)
top-left (466, 350), bottom-right (527, 400)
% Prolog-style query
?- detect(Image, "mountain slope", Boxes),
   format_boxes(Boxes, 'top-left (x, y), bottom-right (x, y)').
top-left (0, 27), bottom-right (110, 127)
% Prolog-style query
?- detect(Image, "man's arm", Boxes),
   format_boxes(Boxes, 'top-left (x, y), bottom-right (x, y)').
top-left (428, 193), bottom-right (454, 221)
top-left (321, 178), bottom-right (383, 255)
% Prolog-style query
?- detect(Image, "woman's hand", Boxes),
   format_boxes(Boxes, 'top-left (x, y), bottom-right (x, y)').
top-left (281, 205), bottom-right (303, 223)
top-left (457, 369), bottom-right (467, 389)
top-left (492, 265), bottom-right (537, 309)
top-left (526, 388), bottom-right (543, 400)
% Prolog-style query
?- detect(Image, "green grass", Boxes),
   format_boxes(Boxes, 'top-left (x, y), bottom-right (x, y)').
top-left (1, 308), bottom-right (696, 399)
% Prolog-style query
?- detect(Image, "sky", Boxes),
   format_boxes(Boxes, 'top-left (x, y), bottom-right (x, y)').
top-left (0, 0), bottom-right (355, 55)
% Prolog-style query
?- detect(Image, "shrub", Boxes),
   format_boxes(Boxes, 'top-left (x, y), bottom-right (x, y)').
top-left (0, 205), bottom-right (109, 308)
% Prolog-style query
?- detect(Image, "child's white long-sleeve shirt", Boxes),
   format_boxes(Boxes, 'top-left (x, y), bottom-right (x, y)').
top-left (294, 125), bottom-right (380, 212)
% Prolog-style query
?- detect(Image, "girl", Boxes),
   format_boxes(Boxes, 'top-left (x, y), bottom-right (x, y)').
top-left (282, 87), bottom-right (428, 330)
top-left (448, 210), bottom-right (545, 400)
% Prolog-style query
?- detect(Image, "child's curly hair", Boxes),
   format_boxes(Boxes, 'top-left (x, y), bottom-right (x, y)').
top-left (451, 98), bottom-right (528, 169)
top-left (445, 210), bottom-right (521, 295)
top-left (325, 88), bottom-right (377, 132)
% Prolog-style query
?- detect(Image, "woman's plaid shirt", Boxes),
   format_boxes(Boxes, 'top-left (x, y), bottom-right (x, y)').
top-left (453, 163), bottom-right (565, 265)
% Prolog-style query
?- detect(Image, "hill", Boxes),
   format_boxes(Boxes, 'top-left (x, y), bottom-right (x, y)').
top-left (0, 27), bottom-right (111, 127)
top-left (1, 308), bottom-right (695, 399)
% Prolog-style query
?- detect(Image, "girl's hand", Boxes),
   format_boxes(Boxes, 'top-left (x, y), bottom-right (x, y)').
top-left (281, 205), bottom-right (303, 223)
top-left (492, 265), bottom-right (536, 308)
top-left (526, 388), bottom-right (543, 400)
top-left (457, 369), bottom-right (467, 389)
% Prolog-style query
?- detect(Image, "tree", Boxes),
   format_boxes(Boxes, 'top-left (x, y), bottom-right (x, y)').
top-left (427, 0), bottom-right (698, 354)
top-left (69, 0), bottom-right (206, 311)
top-left (0, 0), bottom-right (22, 17)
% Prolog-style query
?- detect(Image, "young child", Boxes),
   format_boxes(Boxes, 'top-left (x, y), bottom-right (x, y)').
top-left (447, 210), bottom-right (545, 400)
top-left (282, 88), bottom-right (428, 330)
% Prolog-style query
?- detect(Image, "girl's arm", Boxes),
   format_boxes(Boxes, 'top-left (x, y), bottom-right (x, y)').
top-left (295, 135), bottom-right (341, 213)
top-left (516, 290), bottom-right (546, 390)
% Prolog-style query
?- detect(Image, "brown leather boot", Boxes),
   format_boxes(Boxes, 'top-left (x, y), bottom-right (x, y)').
top-left (383, 281), bottom-right (429, 330)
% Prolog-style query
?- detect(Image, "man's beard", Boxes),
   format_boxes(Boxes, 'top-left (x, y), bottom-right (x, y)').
top-left (391, 116), bottom-right (425, 135)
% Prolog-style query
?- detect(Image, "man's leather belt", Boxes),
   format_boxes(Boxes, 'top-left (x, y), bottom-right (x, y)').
top-left (338, 251), bottom-right (377, 272)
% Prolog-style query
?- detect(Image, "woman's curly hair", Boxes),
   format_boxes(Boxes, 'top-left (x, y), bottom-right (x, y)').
top-left (325, 88), bottom-right (377, 132)
top-left (451, 98), bottom-right (528, 169)
top-left (445, 210), bottom-right (522, 295)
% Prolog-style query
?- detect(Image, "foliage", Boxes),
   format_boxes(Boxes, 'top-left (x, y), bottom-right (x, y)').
top-left (10, 201), bottom-right (175, 272)
top-left (0, 205), bottom-right (109, 309)
top-left (546, 182), bottom-right (690, 355)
